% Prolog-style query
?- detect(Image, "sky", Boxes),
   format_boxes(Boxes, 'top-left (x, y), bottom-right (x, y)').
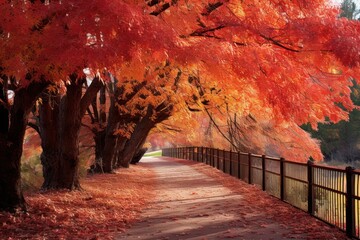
top-left (331, 0), bottom-right (360, 8)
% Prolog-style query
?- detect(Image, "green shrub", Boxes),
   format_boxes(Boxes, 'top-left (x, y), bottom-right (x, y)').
top-left (21, 155), bottom-right (43, 192)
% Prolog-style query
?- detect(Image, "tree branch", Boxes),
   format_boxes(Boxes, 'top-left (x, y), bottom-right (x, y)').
top-left (260, 34), bottom-right (300, 52)
top-left (27, 122), bottom-right (40, 135)
top-left (80, 77), bottom-right (104, 118)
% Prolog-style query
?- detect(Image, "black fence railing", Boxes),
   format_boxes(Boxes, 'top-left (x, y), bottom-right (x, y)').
top-left (162, 147), bottom-right (360, 239)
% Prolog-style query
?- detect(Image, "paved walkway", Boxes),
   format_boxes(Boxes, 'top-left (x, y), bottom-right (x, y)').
top-left (116, 157), bottom-right (347, 240)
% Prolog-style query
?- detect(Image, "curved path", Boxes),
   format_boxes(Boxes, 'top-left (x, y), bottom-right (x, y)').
top-left (116, 157), bottom-right (347, 240)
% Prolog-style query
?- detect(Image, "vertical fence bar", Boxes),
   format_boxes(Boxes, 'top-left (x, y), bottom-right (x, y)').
top-left (229, 150), bottom-right (232, 176)
top-left (307, 160), bottom-right (314, 215)
top-left (346, 166), bottom-right (355, 237)
top-left (223, 149), bottom-right (226, 173)
top-left (248, 153), bottom-right (252, 184)
top-left (197, 147), bottom-right (200, 162)
top-left (212, 148), bottom-right (214, 167)
top-left (200, 147), bottom-right (207, 163)
top-left (238, 152), bottom-right (241, 179)
top-left (201, 147), bottom-right (209, 164)
top-left (280, 157), bottom-right (285, 201)
top-left (262, 155), bottom-right (266, 191)
top-left (162, 146), bottom-right (360, 239)
top-left (195, 147), bottom-right (198, 162)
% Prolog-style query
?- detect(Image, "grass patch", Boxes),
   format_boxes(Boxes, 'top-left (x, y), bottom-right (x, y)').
top-left (144, 150), bottom-right (162, 157)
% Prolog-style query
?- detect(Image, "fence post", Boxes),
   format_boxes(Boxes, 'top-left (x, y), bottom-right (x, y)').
top-left (210, 148), bottom-right (215, 167)
top-left (280, 157), bottom-right (285, 201)
top-left (196, 147), bottom-right (199, 162)
top-left (223, 149), bottom-right (226, 173)
top-left (229, 150), bottom-right (233, 176)
top-left (193, 147), bottom-right (199, 162)
top-left (238, 152), bottom-right (241, 179)
top-left (248, 153), bottom-right (252, 184)
top-left (307, 160), bottom-right (314, 215)
top-left (262, 155), bottom-right (266, 191)
top-left (194, 147), bottom-right (199, 162)
top-left (217, 149), bottom-right (220, 169)
top-left (201, 147), bottom-right (204, 162)
top-left (346, 166), bottom-right (355, 237)
top-left (191, 147), bottom-right (194, 160)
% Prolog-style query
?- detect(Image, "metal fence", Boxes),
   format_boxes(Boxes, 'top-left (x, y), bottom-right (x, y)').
top-left (162, 147), bottom-right (360, 239)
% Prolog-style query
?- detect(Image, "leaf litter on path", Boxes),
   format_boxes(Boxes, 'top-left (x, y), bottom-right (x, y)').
top-left (0, 165), bottom-right (155, 239)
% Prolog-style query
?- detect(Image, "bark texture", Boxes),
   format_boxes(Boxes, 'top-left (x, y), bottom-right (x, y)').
top-left (40, 76), bottom-right (103, 189)
top-left (0, 80), bottom-right (48, 212)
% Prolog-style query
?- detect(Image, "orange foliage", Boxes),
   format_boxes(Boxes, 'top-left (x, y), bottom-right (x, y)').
top-left (3, 1), bottom-right (360, 162)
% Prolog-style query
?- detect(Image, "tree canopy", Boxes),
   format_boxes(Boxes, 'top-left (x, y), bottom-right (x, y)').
top-left (2, 0), bottom-right (360, 211)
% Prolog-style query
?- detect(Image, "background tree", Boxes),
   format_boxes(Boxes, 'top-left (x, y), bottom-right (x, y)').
top-left (301, 0), bottom-right (360, 164)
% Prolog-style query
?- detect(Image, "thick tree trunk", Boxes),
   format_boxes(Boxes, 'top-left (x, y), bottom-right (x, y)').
top-left (0, 80), bottom-right (9, 135)
top-left (101, 100), bottom-right (120, 173)
top-left (118, 104), bottom-right (172, 167)
top-left (118, 115), bottom-right (155, 168)
top-left (89, 129), bottom-right (106, 173)
top-left (0, 81), bottom-right (47, 212)
top-left (131, 147), bottom-right (148, 165)
top-left (39, 96), bottom-right (61, 189)
top-left (41, 80), bottom-right (82, 189)
top-left (40, 76), bottom-right (103, 189)
top-left (0, 122), bottom-right (27, 212)
top-left (57, 81), bottom-right (82, 189)
top-left (94, 80), bottom-right (147, 173)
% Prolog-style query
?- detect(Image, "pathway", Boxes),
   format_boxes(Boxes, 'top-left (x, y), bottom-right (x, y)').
top-left (116, 157), bottom-right (347, 240)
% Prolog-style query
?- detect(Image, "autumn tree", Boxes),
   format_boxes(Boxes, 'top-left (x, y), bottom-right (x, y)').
top-left (0, 0), bottom-right (176, 211)
top-left (86, 62), bottom-right (180, 172)
top-left (3, 0), bottom-right (360, 213)
top-left (34, 73), bottom-right (104, 189)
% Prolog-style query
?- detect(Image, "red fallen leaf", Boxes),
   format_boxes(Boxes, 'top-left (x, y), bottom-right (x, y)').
top-left (0, 165), bottom-right (155, 240)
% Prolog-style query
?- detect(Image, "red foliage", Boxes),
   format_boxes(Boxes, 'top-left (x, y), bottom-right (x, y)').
top-left (0, 166), bottom-right (155, 239)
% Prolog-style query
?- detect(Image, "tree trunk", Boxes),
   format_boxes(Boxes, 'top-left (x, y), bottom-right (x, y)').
top-left (118, 104), bottom-right (172, 167)
top-left (94, 80), bottom-right (147, 173)
top-left (40, 76), bottom-right (103, 189)
top-left (57, 81), bottom-right (83, 189)
top-left (89, 129), bottom-right (106, 173)
top-left (101, 100), bottom-right (120, 173)
top-left (39, 95), bottom-right (61, 189)
top-left (0, 80), bottom-right (9, 135)
top-left (118, 115), bottom-right (155, 168)
top-left (0, 81), bottom-right (47, 212)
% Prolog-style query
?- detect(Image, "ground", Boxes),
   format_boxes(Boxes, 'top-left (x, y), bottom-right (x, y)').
top-left (0, 165), bottom-right (155, 239)
top-left (0, 156), bottom-right (349, 239)
top-left (117, 157), bottom-right (348, 240)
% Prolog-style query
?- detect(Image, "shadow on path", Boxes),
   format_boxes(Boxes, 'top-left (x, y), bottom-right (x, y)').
top-left (116, 157), bottom-right (347, 240)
